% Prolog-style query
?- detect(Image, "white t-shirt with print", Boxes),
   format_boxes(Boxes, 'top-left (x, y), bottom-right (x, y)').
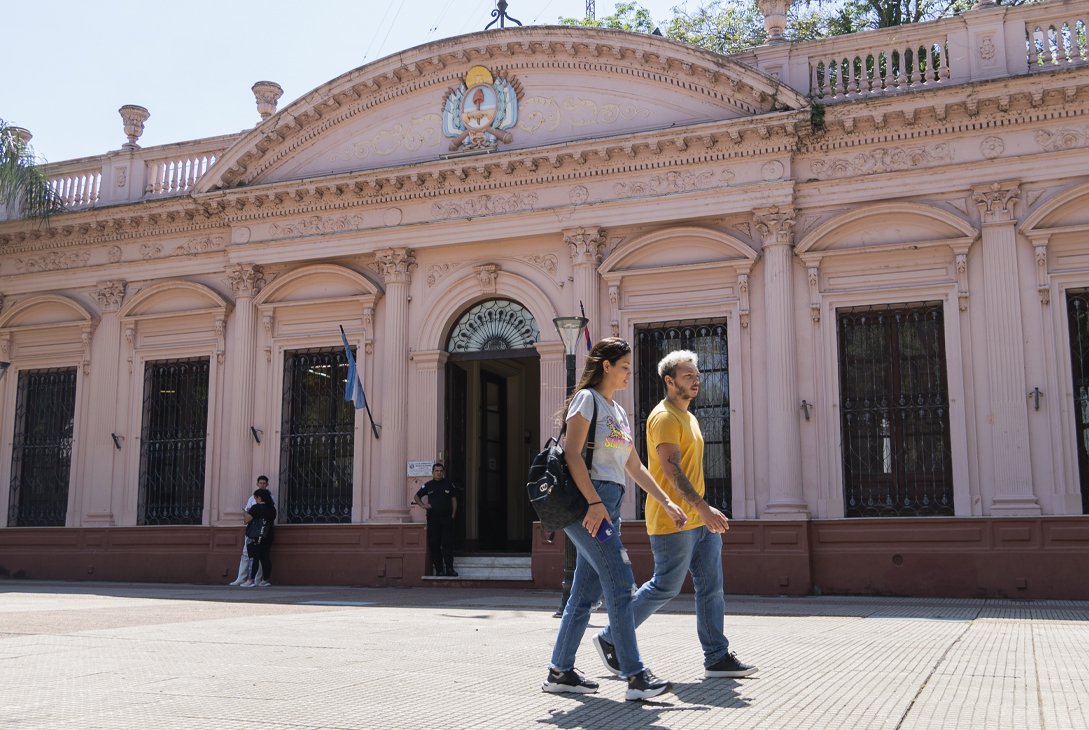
top-left (566, 388), bottom-right (634, 485)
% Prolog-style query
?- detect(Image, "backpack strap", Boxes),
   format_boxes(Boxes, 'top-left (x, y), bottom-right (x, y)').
top-left (584, 394), bottom-right (598, 474)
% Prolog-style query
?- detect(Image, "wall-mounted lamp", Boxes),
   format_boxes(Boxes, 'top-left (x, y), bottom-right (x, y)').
top-left (250, 426), bottom-right (263, 445)
top-left (801, 400), bottom-right (813, 421)
top-left (111, 433), bottom-right (124, 450)
top-left (1029, 388), bottom-right (1044, 411)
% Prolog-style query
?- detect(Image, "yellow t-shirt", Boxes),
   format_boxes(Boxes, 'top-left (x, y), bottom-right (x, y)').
top-left (645, 399), bottom-right (705, 536)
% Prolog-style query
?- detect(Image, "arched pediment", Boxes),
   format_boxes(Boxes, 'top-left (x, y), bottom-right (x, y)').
top-left (254, 264), bottom-right (382, 305)
top-left (1020, 180), bottom-right (1089, 234)
top-left (796, 203), bottom-right (978, 257)
top-left (195, 26), bottom-right (806, 192)
top-left (418, 269), bottom-right (558, 351)
top-left (600, 226), bottom-right (757, 277)
top-left (0, 294), bottom-right (97, 330)
top-left (118, 281), bottom-right (232, 319)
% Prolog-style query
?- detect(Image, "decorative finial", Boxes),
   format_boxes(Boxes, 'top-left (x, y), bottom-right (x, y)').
top-left (251, 81), bottom-right (284, 121)
top-left (9, 127), bottom-right (32, 145)
top-left (119, 105), bottom-right (150, 149)
top-left (485, 0), bottom-right (522, 29)
top-left (757, 0), bottom-right (792, 44)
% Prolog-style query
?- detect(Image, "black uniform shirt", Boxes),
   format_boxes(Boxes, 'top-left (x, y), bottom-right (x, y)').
top-left (416, 479), bottom-right (456, 518)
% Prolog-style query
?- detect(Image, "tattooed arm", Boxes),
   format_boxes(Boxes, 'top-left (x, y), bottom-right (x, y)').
top-left (655, 442), bottom-right (729, 533)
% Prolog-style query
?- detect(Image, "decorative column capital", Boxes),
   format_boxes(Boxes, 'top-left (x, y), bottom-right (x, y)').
top-left (753, 205), bottom-right (796, 246)
top-left (473, 263), bottom-right (501, 294)
top-left (375, 247), bottom-right (417, 284)
top-left (94, 280), bottom-right (127, 312)
top-left (972, 181), bottom-right (1021, 224)
top-left (564, 226), bottom-right (606, 266)
top-left (223, 263), bottom-right (266, 298)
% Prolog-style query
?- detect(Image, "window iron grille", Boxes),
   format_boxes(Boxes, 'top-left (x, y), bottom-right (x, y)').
top-left (279, 348), bottom-right (355, 524)
top-left (1066, 289), bottom-right (1089, 514)
top-left (447, 298), bottom-right (540, 353)
top-left (7, 367), bottom-right (78, 527)
top-left (634, 320), bottom-right (732, 519)
top-left (138, 358), bottom-right (210, 525)
top-left (837, 302), bottom-right (954, 518)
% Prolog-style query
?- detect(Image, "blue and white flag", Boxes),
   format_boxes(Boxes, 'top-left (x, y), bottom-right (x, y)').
top-left (340, 325), bottom-right (380, 439)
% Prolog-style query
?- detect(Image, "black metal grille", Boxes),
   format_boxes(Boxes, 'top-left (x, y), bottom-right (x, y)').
top-left (634, 320), bottom-right (731, 519)
top-left (279, 348), bottom-right (355, 524)
top-left (1066, 289), bottom-right (1089, 514)
top-left (447, 298), bottom-right (540, 352)
top-left (7, 368), bottom-right (77, 527)
top-left (138, 358), bottom-right (210, 525)
top-left (838, 302), bottom-right (954, 517)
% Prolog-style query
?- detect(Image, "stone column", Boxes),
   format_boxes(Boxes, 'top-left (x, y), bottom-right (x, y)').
top-left (535, 341), bottom-right (568, 445)
top-left (223, 264), bottom-right (265, 520)
top-left (754, 206), bottom-right (809, 518)
top-left (375, 248), bottom-right (416, 521)
top-left (972, 182), bottom-right (1041, 514)
top-left (564, 226), bottom-right (605, 356)
top-left (83, 281), bottom-right (127, 526)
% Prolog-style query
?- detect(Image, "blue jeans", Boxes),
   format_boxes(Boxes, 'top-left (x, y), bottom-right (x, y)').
top-left (549, 479), bottom-right (646, 678)
top-left (600, 525), bottom-right (730, 668)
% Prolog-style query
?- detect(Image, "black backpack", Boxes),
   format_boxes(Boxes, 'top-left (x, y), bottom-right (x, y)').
top-left (526, 391), bottom-right (598, 535)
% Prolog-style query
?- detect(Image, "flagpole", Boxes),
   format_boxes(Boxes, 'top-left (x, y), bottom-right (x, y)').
top-left (340, 325), bottom-right (381, 440)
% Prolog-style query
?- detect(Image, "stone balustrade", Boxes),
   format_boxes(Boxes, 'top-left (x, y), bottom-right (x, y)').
top-left (47, 162), bottom-right (103, 209)
top-left (1020, 3), bottom-right (1089, 70)
top-left (808, 28), bottom-right (950, 100)
top-left (144, 149), bottom-right (220, 197)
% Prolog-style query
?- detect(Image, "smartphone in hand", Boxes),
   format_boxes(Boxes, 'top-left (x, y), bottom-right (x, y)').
top-left (595, 518), bottom-right (615, 543)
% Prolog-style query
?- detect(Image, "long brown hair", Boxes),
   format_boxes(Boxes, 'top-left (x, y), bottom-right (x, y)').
top-left (557, 337), bottom-right (632, 435)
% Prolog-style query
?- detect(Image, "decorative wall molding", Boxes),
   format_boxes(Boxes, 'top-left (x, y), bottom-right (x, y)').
top-left (473, 263), bottom-right (501, 294)
top-left (107, 246), bottom-right (123, 263)
top-left (14, 250), bottom-right (91, 272)
top-left (980, 136), bottom-right (1005, 159)
top-left (431, 192), bottom-right (538, 220)
top-left (613, 169), bottom-right (728, 198)
top-left (564, 226), bottom-right (606, 265)
top-left (223, 263), bottom-right (267, 298)
top-left (808, 143), bottom-right (952, 180)
top-left (972, 181), bottom-right (1021, 224)
top-left (516, 253), bottom-right (560, 276)
top-left (375, 247), bottom-right (417, 284)
top-left (1034, 126), bottom-right (1089, 152)
top-left (141, 234), bottom-right (227, 260)
top-left (426, 262), bottom-right (466, 287)
top-left (753, 205), bottom-right (796, 246)
top-left (328, 114), bottom-right (443, 162)
top-left (807, 267), bottom-right (820, 322)
top-left (517, 96), bottom-right (652, 134)
top-left (569, 185), bottom-right (589, 205)
top-left (956, 254), bottom-right (969, 310)
top-left (268, 212), bottom-right (367, 238)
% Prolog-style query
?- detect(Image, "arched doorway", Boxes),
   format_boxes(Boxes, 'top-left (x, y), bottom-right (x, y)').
top-left (444, 299), bottom-right (541, 553)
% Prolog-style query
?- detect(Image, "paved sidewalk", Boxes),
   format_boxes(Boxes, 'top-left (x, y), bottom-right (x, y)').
top-left (1, 582), bottom-right (1086, 730)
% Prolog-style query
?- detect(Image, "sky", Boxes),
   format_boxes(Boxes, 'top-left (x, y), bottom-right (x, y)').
top-left (2, 0), bottom-right (689, 164)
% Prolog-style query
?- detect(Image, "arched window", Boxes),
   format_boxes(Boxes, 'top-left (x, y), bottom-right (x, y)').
top-left (446, 299), bottom-right (540, 353)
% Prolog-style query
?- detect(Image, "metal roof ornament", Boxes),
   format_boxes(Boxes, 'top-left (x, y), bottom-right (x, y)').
top-left (485, 0), bottom-right (521, 29)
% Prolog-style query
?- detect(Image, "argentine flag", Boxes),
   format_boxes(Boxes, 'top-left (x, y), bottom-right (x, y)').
top-left (340, 326), bottom-right (366, 410)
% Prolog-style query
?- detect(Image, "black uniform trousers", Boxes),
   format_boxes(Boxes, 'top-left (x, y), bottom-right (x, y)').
top-left (427, 514), bottom-right (454, 573)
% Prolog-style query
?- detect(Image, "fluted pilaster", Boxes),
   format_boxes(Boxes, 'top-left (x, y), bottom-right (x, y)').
top-left (565, 226), bottom-right (605, 362)
top-left (536, 341), bottom-right (568, 444)
top-left (754, 206), bottom-right (808, 517)
top-left (376, 248), bottom-right (416, 520)
top-left (223, 264), bottom-right (264, 518)
top-left (972, 182), bottom-right (1040, 514)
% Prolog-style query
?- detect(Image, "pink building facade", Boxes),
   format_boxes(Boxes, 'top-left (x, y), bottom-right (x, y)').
top-left (2, 2), bottom-right (1089, 597)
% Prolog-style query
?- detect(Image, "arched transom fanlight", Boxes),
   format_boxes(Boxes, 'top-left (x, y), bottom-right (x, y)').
top-left (447, 299), bottom-right (540, 353)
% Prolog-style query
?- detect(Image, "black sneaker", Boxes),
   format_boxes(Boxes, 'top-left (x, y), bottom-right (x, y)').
top-left (446, 569), bottom-right (459, 577)
top-left (592, 634), bottom-right (621, 676)
top-left (625, 669), bottom-right (672, 701)
top-left (542, 668), bottom-right (599, 694)
top-left (705, 652), bottom-right (758, 678)
top-left (434, 567), bottom-right (445, 577)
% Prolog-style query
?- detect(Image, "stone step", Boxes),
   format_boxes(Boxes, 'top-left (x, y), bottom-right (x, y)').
top-left (421, 555), bottom-right (533, 581)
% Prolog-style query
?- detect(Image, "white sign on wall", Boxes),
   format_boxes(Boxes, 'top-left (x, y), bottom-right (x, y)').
top-left (407, 460), bottom-right (435, 477)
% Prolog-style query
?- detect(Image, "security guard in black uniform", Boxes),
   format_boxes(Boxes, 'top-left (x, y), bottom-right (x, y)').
top-left (414, 462), bottom-right (458, 577)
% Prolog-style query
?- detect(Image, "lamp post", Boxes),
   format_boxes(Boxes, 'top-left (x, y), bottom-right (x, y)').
top-left (552, 315), bottom-right (588, 617)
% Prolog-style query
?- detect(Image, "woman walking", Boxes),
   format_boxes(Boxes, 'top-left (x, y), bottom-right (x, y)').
top-left (241, 488), bottom-right (276, 588)
top-left (543, 338), bottom-right (688, 701)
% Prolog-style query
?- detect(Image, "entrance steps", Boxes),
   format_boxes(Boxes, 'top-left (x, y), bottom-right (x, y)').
top-left (422, 555), bottom-right (532, 581)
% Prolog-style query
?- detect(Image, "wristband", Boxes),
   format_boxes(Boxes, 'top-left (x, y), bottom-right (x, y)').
top-left (587, 501), bottom-right (603, 506)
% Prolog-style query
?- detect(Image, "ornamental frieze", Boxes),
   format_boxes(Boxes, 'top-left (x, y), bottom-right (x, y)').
top-left (267, 213), bottom-right (367, 238)
top-left (15, 250), bottom-right (92, 272)
top-left (328, 114), bottom-right (443, 163)
top-left (1035, 126), bottom-right (1089, 152)
top-left (140, 235), bottom-right (227, 260)
top-left (613, 169), bottom-right (730, 199)
top-left (808, 144), bottom-right (952, 180)
top-left (431, 192), bottom-right (538, 220)
top-left (517, 97), bottom-right (652, 133)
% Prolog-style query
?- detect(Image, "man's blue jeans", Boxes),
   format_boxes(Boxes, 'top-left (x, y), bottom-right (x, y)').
top-left (549, 479), bottom-right (647, 678)
top-left (600, 525), bottom-right (730, 668)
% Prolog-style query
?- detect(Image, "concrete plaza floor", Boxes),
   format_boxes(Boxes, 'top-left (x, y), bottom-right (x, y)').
top-left (0, 581), bottom-right (1087, 730)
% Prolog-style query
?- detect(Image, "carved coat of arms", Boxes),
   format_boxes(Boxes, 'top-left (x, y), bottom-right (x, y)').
top-left (441, 66), bottom-right (523, 153)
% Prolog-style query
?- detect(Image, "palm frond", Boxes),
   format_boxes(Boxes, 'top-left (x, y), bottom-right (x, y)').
top-left (0, 118), bottom-right (67, 227)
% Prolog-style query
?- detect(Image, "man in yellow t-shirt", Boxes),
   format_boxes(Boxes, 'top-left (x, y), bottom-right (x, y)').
top-left (593, 350), bottom-right (758, 680)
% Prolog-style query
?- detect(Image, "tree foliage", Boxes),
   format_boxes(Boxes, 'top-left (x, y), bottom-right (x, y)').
top-left (0, 119), bottom-right (65, 225)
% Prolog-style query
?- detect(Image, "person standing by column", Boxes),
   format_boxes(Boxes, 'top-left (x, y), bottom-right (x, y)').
top-left (230, 476), bottom-right (268, 586)
top-left (413, 462), bottom-right (458, 577)
top-left (592, 350), bottom-right (758, 679)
